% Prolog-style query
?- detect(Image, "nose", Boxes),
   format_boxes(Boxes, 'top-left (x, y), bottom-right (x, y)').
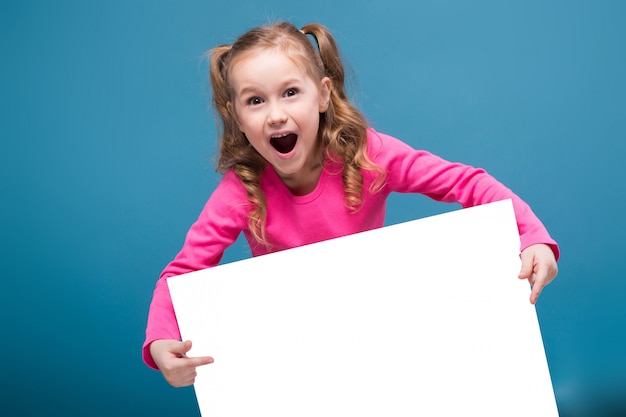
top-left (266, 101), bottom-right (287, 126)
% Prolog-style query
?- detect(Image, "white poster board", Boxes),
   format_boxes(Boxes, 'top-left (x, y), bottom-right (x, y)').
top-left (167, 199), bottom-right (559, 416)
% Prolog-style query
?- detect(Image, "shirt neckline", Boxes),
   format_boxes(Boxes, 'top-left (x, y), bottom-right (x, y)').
top-left (266, 161), bottom-right (335, 204)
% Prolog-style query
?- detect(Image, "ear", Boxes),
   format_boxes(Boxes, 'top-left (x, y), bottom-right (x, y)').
top-left (227, 101), bottom-right (244, 132)
top-left (319, 77), bottom-right (332, 113)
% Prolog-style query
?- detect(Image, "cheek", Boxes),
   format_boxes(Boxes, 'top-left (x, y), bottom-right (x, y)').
top-left (301, 108), bottom-right (321, 130)
top-left (294, 102), bottom-right (320, 125)
top-left (237, 113), bottom-right (262, 133)
top-left (243, 136), bottom-right (265, 157)
top-left (240, 122), bottom-right (266, 146)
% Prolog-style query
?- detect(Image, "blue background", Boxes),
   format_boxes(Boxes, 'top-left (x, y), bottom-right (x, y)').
top-left (1, 1), bottom-right (624, 416)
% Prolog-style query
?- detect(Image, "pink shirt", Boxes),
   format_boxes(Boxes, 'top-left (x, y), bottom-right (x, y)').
top-left (143, 129), bottom-right (559, 368)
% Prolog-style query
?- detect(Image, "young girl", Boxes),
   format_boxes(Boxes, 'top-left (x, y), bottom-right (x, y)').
top-left (144, 21), bottom-right (559, 387)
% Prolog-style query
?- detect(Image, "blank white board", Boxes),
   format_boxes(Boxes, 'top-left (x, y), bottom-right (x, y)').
top-left (168, 199), bottom-right (559, 416)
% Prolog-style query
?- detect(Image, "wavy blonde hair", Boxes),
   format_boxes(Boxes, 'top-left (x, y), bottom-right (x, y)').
top-left (208, 21), bottom-right (385, 247)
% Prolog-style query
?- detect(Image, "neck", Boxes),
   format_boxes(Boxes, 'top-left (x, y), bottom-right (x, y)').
top-left (279, 161), bottom-right (323, 196)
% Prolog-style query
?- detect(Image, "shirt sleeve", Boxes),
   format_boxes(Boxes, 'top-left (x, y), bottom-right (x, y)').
top-left (142, 171), bottom-right (250, 369)
top-left (368, 129), bottom-right (560, 259)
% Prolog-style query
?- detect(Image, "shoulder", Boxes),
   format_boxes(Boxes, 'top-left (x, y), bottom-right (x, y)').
top-left (363, 128), bottom-right (464, 191)
top-left (365, 127), bottom-right (427, 165)
top-left (202, 169), bottom-right (252, 219)
top-left (210, 170), bottom-right (248, 199)
top-left (366, 128), bottom-right (418, 154)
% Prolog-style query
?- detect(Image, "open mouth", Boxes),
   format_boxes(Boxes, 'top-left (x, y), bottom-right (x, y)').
top-left (270, 133), bottom-right (298, 154)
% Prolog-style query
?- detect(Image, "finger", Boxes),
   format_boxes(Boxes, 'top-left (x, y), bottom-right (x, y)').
top-left (186, 355), bottom-right (215, 367)
top-left (168, 356), bottom-right (213, 387)
top-left (176, 341), bottom-right (213, 366)
top-left (529, 279), bottom-right (546, 305)
top-left (528, 259), bottom-right (552, 304)
top-left (166, 366), bottom-right (199, 388)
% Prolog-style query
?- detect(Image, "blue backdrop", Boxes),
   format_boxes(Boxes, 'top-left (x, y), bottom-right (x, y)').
top-left (2, 1), bottom-right (624, 416)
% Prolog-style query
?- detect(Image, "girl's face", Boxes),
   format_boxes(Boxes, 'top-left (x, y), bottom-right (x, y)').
top-left (228, 48), bottom-right (331, 194)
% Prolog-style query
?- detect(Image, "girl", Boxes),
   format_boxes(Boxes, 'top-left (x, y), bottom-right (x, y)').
top-left (144, 21), bottom-right (559, 387)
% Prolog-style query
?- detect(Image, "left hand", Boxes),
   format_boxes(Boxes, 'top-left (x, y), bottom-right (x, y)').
top-left (518, 244), bottom-right (558, 304)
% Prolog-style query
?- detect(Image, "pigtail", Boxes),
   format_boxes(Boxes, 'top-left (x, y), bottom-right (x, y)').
top-left (301, 23), bottom-right (386, 211)
top-left (300, 24), bottom-right (347, 100)
top-left (208, 44), bottom-right (269, 247)
top-left (208, 46), bottom-right (234, 139)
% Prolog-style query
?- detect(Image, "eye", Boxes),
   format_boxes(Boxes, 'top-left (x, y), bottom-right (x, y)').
top-left (284, 88), bottom-right (298, 97)
top-left (247, 96), bottom-right (263, 106)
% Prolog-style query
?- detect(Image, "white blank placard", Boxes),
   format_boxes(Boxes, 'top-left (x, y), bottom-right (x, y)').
top-left (167, 199), bottom-right (559, 416)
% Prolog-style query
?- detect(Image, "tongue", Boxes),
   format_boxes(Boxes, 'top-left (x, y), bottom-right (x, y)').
top-left (270, 134), bottom-right (297, 154)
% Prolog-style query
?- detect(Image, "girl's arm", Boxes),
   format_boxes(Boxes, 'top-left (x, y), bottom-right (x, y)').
top-left (369, 129), bottom-right (559, 260)
top-left (143, 171), bottom-right (250, 370)
top-left (368, 130), bottom-right (559, 303)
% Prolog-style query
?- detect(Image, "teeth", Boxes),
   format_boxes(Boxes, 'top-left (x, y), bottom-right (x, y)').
top-left (271, 133), bottom-right (289, 139)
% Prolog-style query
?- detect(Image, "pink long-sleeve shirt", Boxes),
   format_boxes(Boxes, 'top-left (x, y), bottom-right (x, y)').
top-left (143, 128), bottom-right (559, 369)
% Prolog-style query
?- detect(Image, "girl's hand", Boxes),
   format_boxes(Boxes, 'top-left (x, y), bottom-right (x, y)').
top-left (150, 339), bottom-right (214, 387)
top-left (518, 244), bottom-right (558, 304)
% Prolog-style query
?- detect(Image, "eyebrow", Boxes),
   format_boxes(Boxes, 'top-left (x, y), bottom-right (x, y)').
top-left (236, 86), bottom-right (260, 97)
top-left (235, 77), bottom-right (305, 98)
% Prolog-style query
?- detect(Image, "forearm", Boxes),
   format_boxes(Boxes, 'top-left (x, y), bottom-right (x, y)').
top-left (143, 277), bottom-right (181, 369)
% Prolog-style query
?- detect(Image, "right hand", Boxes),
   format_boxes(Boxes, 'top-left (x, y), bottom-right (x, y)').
top-left (150, 339), bottom-right (214, 387)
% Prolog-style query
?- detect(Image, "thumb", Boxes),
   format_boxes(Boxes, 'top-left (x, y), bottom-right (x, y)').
top-left (172, 340), bottom-right (193, 357)
top-left (518, 251), bottom-right (534, 280)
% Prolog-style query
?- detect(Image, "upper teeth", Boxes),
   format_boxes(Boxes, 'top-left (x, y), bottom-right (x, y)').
top-left (271, 133), bottom-right (289, 139)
